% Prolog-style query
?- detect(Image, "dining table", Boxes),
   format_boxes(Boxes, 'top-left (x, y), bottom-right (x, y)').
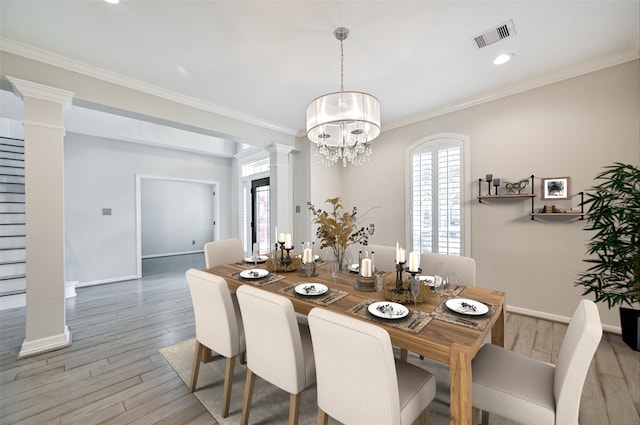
top-left (205, 259), bottom-right (506, 425)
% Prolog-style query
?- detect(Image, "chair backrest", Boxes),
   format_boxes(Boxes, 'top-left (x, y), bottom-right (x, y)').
top-left (235, 284), bottom-right (310, 394)
top-left (204, 238), bottom-right (244, 268)
top-left (420, 252), bottom-right (477, 286)
top-left (308, 307), bottom-right (402, 425)
top-left (185, 268), bottom-right (242, 358)
top-left (553, 299), bottom-right (602, 424)
top-left (366, 244), bottom-right (398, 273)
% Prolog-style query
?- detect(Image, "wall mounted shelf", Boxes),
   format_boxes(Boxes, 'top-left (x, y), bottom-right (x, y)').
top-left (477, 175), bottom-right (535, 204)
top-left (530, 191), bottom-right (585, 220)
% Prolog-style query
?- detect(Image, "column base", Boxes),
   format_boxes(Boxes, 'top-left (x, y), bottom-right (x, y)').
top-left (18, 326), bottom-right (72, 358)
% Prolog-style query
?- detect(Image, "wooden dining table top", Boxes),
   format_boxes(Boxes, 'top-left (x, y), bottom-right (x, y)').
top-left (205, 260), bottom-right (506, 425)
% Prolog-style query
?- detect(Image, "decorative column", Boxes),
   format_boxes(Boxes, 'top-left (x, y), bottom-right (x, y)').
top-left (8, 77), bottom-right (74, 357)
top-left (267, 144), bottom-right (294, 245)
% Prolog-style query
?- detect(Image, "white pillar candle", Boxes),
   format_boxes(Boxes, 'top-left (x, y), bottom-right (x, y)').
top-left (275, 227), bottom-right (278, 243)
top-left (396, 241), bottom-right (400, 263)
top-left (285, 233), bottom-right (292, 248)
top-left (398, 248), bottom-right (405, 263)
top-left (409, 251), bottom-right (420, 272)
top-left (303, 247), bottom-right (313, 264)
top-left (361, 258), bottom-right (372, 277)
top-left (278, 232), bottom-right (285, 243)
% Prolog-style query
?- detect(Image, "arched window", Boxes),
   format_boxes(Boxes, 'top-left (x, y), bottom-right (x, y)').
top-left (408, 134), bottom-right (469, 256)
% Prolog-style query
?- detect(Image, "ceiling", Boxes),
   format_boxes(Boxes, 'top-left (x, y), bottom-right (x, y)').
top-left (1, 1), bottom-right (638, 152)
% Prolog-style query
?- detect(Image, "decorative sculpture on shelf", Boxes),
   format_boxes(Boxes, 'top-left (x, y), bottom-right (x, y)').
top-left (505, 178), bottom-right (530, 194)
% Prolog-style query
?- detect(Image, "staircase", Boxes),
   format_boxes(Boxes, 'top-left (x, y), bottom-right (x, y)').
top-left (0, 137), bottom-right (26, 296)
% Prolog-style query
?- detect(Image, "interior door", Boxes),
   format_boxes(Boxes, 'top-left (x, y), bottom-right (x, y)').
top-left (251, 177), bottom-right (270, 255)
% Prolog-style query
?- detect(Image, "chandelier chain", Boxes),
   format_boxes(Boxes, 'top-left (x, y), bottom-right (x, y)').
top-left (340, 37), bottom-right (344, 92)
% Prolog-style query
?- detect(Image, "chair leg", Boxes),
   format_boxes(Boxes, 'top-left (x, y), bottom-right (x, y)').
top-left (289, 392), bottom-right (302, 425)
top-left (201, 346), bottom-right (213, 363)
top-left (189, 340), bottom-right (203, 392)
top-left (240, 350), bottom-right (247, 364)
top-left (240, 368), bottom-right (256, 425)
top-left (472, 407), bottom-right (480, 425)
top-left (317, 407), bottom-right (329, 425)
top-left (482, 410), bottom-right (490, 425)
top-left (221, 356), bottom-right (236, 418)
top-left (419, 406), bottom-right (430, 425)
top-left (400, 348), bottom-right (408, 361)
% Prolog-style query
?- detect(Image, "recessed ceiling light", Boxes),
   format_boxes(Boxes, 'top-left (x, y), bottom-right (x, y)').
top-left (104, 0), bottom-right (120, 4)
top-left (493, 53), bottom-right (514, 65)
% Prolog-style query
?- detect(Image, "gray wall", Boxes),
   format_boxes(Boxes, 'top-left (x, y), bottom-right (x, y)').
top-left (334, 60), bottom-right (639, 330)
top-left (141, 178), bottom-right (215, 257)
top-left (64, 133), bottom-right (234, 285)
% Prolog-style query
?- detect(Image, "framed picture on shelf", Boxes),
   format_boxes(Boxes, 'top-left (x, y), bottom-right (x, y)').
top-left (541, 177), bottom-right (570, 200)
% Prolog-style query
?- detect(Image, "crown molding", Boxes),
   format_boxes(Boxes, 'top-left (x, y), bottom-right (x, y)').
top-left (1, 38), bottom-right (298, 137)
top-left (384, 48), bottom-right (640, 132)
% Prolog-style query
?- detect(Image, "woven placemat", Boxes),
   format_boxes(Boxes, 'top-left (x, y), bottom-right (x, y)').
top-left (431, 300), bottom-right (498, 330)
top-left (347, 300), bottom-right (432, 334)
top-left (228, 270), bottom-right (286, 287)
top-left (279, 284), bottom-right (349, 306)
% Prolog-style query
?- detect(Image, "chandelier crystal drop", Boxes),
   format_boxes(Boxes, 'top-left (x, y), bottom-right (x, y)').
top-left (306, 27), bottom-right (381, 167)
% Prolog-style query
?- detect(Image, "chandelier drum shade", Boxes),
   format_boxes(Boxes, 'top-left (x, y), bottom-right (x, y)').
top-left (306, 27), bottom-right (381, 167)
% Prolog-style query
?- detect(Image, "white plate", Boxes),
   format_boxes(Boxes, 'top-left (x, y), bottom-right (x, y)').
top-left (367, 301), bottom-right (410, 320)
top-left (419, 275), bottom-right (435, 286)
top-left (348, 264), bottom-right (359, 273)
top-left (239, 269), bottom-right (269, 279)
top-left (294, 283), bottom-right (328, 296)
top-left (445, 298), bottom-right (489, 316)
top-left (243, 255), bottom-right (268, 263)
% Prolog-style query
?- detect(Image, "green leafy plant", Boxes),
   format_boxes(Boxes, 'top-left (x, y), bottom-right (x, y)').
top-left (307, 197), bottom-right (375, 271)
top-left (576, 162), bottom-right (640, 308)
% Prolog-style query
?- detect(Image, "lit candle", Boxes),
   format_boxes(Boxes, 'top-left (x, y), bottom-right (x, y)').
top-left (285, 233), bottom-right (292, 249)
top-left (361, 258), bottom-right (372, 277)
top-left (409, 251), bottom-right (420, 272)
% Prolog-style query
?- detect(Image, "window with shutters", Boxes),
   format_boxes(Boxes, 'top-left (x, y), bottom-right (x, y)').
top-left (409, 135), bottom-right (469, 256)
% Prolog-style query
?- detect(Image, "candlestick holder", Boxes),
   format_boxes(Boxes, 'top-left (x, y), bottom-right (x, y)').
top-left (284, 247), bottom-right (293, 265)
top-left (395, 261), bottom-right (406, 292)
top-left (485, 174), bottom-right (493, 196)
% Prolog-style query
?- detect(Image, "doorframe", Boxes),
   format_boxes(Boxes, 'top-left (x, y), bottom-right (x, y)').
top-left (135, 174), bottom-right (220, 278)
top-left (250, 177), bottom-right (270, 248)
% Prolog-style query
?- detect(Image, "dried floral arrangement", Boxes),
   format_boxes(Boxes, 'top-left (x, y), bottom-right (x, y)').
top-left (307, 197), bottom-right (375, 271)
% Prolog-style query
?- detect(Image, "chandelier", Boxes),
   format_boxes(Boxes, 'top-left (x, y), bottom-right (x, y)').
top-left (306, 27), bottom-right (381, 167)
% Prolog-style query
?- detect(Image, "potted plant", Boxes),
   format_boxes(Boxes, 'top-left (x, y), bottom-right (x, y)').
top-left (307, 197), bottom-right (375, 273)
top-left (576, 162), bottom-right (640, 351)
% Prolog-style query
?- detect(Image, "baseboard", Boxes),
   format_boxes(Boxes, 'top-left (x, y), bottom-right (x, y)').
top-left (141, 250), bottom-right (203, 259)
top-left (76, 274), bottom-right (139, 288)
top-left (508, 305), bottom-right (621, 335)
top-left (19, 326), bottom-right (72, 357)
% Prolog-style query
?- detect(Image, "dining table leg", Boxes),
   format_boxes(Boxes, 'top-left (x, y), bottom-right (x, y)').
top-left (449, 343), bottom-right (472, 425)
top-left (491, 301), bottom-right (507, 347)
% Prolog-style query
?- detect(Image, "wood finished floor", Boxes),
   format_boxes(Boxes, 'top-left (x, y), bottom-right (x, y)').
top-left (1, 254), bottom-right (638, 425)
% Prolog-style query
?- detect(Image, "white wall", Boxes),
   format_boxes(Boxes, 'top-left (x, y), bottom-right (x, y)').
top-left (64, 133), bottom-right (234, 286)
top-left (339, 60), bottom-right (639, 330)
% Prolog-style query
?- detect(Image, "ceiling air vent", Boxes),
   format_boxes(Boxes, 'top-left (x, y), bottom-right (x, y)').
top-left (473, 19), bottom-right (516, 49)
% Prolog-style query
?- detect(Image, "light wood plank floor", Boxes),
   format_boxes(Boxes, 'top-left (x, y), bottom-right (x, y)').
top-left (1, 254), bottom-right (638, 425)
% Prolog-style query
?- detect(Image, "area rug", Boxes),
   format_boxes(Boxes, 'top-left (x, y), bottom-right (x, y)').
top-left (160, 339), bottom-right (515, 425)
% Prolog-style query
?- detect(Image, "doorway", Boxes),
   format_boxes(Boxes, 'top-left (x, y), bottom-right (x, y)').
top-left (251, 177), bottom-right (270, 255)
top-left (135, 174), bottom-right (219, 277)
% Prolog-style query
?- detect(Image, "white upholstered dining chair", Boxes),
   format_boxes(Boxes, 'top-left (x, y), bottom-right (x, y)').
top-left (204, 238), bottom-right (244, 268)
top-left (471, 299), bottom-right (602, 425)
top-left (366, 243), bottom-right (398, 272)
top-left (308, 307), bottom-right (437, 425)
top-left (185, 268), bottom-right (245, 418)
top-left (235, 284), bottom-right (316, 425)
top-left (420, 252), bottom-right (477, 287)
